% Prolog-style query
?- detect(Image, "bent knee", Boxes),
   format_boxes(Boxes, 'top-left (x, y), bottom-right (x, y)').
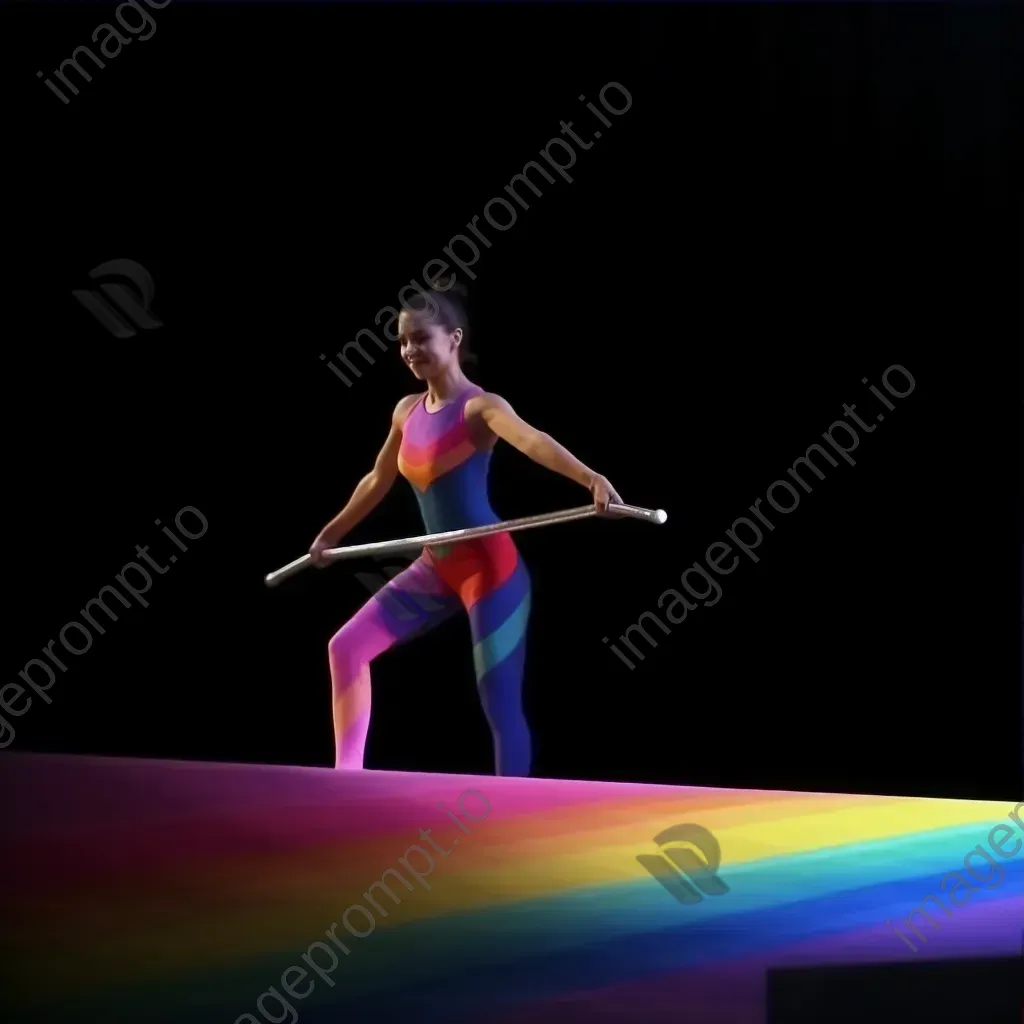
top-left (328, 619), bottom-right (383, 677)
top-left (328, 625), bottom-right (360, 672)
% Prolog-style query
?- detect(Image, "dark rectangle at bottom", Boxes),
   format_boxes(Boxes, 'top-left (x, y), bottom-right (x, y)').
top-left (767, 956), bottom-right (1023, 1024)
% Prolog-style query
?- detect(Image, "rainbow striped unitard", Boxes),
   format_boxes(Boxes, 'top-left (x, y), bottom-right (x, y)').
top-left (329, 385), bottom-right (532, 775)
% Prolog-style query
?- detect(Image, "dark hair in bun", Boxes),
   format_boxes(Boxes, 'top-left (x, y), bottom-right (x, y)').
top-left (407, 280), bottom-right (478, 366)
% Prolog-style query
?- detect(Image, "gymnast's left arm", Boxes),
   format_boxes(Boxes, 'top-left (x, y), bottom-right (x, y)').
top-left (469, 392), bottom-right (623, 512)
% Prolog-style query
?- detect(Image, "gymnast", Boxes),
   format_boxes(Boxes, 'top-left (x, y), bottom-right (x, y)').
top-left (308, 284), bottom-right (621, 777)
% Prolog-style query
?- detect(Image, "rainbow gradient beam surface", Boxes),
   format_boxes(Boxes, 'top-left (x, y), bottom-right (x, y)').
top-left (1, 753), bottom-right (1020, 1024)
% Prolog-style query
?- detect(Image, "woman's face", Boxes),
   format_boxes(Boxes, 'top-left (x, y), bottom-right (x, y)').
top-left (397, 311), bottom-right (461, 380)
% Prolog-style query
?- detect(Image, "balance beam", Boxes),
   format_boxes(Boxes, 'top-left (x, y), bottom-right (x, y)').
top-left (1, 753), bottom-right (1020, 1023)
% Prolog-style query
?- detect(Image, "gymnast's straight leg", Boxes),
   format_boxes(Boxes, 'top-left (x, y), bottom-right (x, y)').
top-left (327, 555), bottom-right (459, 769)
top-left (467, 558), bottom-right (532, 777)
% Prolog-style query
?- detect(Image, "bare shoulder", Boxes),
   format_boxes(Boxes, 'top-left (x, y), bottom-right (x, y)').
top-left (392, 393), bottom-right (423, 428)
top-left (465, 391), bottom-right (511, 417)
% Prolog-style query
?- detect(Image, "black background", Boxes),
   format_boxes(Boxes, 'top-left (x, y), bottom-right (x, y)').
top-left (4, 2), bottom-right (1021, 799)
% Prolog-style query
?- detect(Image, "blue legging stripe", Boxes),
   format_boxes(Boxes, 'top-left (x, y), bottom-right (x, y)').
top-left (468, 562), bottom-right (531, 776)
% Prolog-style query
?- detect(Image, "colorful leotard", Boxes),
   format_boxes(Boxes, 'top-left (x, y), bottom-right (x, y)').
top-left (327, 385), bottom-right (532, 775)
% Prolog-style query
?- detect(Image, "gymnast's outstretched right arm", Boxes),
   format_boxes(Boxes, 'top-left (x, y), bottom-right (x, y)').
top-left (309, 395), bottom-right (419, 565)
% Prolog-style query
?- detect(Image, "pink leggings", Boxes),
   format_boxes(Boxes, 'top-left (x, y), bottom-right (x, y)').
top-left (327, 549), bottom-right (532, 774)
